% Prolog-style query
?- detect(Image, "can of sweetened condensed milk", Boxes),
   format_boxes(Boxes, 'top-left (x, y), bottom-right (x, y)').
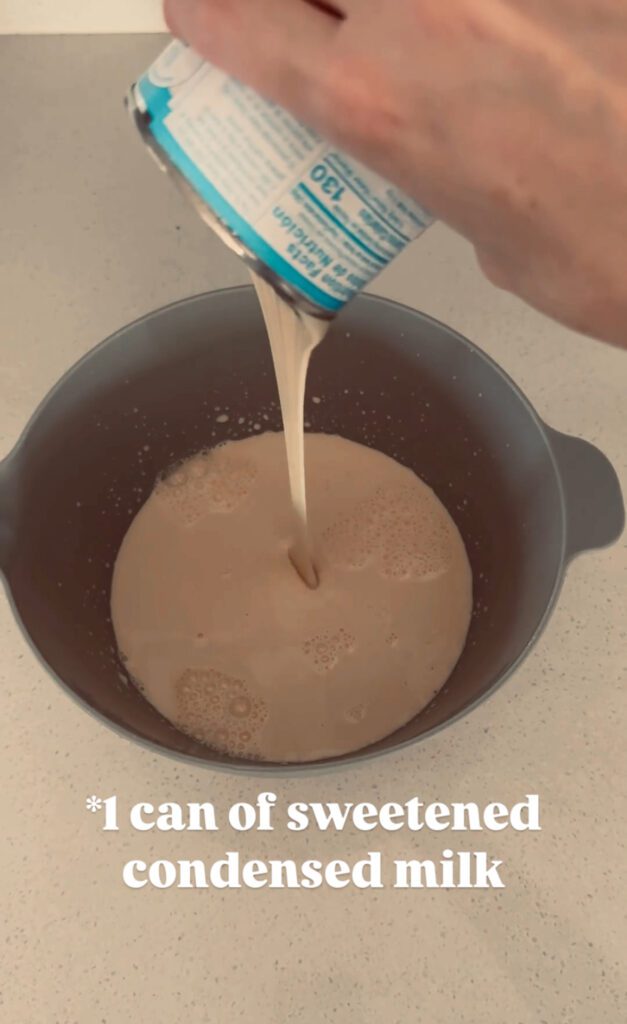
top-left (126, 39), bottom-right (433, 319)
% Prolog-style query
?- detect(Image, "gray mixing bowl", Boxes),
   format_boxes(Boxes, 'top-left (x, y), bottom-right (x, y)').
top-left (0, 288), bottom-right (623, 772)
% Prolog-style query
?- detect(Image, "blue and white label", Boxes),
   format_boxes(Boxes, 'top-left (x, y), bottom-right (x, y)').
top-left (135, 41), bottom-right (432, 314)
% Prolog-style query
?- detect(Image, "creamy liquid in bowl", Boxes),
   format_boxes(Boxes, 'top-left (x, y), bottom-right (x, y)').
top-left (111, 431), bottom-right (472, 762)
top-left (111, 273), bottom-right (472, 762)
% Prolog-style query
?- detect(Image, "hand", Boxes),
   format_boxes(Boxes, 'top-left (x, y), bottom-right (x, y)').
top-left (164, 0), bottom-right (627, 347)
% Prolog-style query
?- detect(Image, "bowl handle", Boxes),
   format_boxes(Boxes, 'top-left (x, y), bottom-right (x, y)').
top-left (546, 426), bottom-right (625, 559)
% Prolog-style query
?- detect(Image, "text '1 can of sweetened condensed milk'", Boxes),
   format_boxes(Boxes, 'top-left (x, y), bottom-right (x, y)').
top-left (126, 39), bottom-right (433, 319)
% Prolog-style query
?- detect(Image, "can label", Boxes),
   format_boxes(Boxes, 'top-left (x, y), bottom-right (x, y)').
top-left (130, 40), bottom-right (432, 316)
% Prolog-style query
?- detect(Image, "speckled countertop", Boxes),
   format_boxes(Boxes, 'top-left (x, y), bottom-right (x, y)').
top-left (1, 36), bottom-right (626, 1024)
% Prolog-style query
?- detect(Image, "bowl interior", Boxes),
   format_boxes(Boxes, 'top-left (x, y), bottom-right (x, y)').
top-left (2, 289), bottom-right (564, 769)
